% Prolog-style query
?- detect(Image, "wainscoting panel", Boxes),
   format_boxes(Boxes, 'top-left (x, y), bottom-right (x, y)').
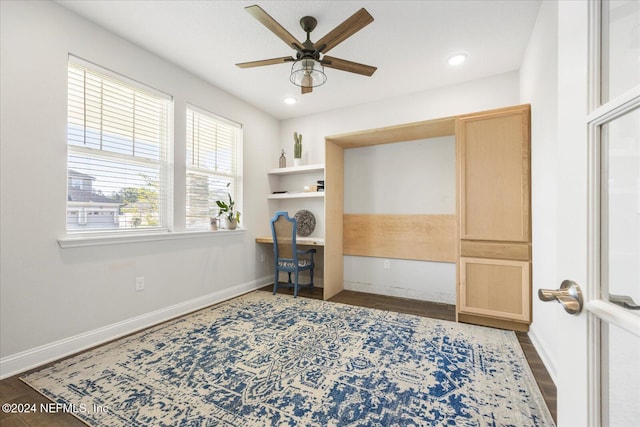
top-left (343, 214), bottom-right (457, 263)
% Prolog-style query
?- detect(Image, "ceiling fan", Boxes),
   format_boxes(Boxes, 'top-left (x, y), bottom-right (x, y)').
top-left (236, 4), bottom-right (377, 94)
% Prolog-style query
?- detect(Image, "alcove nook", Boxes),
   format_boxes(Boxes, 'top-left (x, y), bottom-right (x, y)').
top-left (323, 104), bottom-right (531, 331)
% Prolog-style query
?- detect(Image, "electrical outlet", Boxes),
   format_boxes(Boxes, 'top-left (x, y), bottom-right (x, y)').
top-left (135, 276), bottom-right (145, 291)
top-left (383, 259), bottom-right (391, 270)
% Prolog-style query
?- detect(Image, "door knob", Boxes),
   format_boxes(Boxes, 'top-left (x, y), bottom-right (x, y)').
top-left (538, 280), bottom-right (584, 315)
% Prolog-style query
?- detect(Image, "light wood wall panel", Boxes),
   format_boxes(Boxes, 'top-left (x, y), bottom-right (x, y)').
top-left (325, 117), bottom-right (456, 148)
top-left (323, 140), bottom-right (344, 300)
top-left (343, 214), bottom-right (456, 263)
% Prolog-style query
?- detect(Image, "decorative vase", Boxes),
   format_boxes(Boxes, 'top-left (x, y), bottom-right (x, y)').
top-left (279, 149), bottom-right (286, 168)
top-left (224, 217), bottom-right (238, 230)
top-left (210, 218), bottom-right (219, 231)
top-left (293, 157), bottom-right (302, 167)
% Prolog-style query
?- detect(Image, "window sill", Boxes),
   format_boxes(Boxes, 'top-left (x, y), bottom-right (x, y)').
top-left (58, 229), bottom-right (246, 248)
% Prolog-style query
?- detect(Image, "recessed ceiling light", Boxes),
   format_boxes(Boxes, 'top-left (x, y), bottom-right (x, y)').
top-left (284, 97), bottom-right (297, 105)
top-left (448, 53), bottom-right (467, 66)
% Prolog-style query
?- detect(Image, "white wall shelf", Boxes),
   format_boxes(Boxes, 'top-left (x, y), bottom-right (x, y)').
top-left (267, 164), bottom-right (325, 176)
top-left (268, 192), bottom-right (325, 200)
top-left (265, 163), bottom-right (325, 240)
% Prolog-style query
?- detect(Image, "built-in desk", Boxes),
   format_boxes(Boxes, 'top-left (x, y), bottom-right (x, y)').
top-left (255, 236), bottom-right (324, 246)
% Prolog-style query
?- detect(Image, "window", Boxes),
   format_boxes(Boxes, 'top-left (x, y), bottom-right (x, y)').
top-left (587, 1), bottom-right (640, 424)
top-left (600, 0), bottom-right (640, 104)
top-left (66, 57), bottom-right (171, 233)
top-left (185, 106), bottom-right (242, 229)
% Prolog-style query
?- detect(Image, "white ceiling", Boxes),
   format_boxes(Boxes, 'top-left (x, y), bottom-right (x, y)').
top-left (57, 0), bottom-right (542, 120)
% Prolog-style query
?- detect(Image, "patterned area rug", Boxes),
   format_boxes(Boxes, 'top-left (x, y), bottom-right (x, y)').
top-left (23, 291), bottom-right (554, 426)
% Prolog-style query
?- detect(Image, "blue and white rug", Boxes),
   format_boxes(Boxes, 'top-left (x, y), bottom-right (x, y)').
top-left (23, 291), bottom-right (554, 426)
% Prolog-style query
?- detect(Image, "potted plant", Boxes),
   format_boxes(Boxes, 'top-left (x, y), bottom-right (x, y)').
top-left (293, 131), bottom-right (302, 166)
top-left (216, 183), bottom-right (241, 229)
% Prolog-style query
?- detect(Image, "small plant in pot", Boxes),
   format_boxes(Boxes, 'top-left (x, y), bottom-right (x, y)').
top-left (293, 131), bottom-right (302, 166)
top-left (216, 183), bottom-right (241, 229)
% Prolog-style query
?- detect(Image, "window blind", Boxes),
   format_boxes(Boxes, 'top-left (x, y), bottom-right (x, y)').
top-left (66, 58), bottom-right (171, 233)
top-left (186, 106), bottom-right (241, 229)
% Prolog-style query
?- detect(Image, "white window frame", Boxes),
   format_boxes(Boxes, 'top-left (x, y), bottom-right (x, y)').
top-left (64, 55), bottom-right (173, 237)
top-left (185, 104), bottom-right (243, 230)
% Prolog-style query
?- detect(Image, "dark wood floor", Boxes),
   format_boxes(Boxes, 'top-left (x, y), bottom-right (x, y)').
top-left (0, 287), bottom-right (556, 426)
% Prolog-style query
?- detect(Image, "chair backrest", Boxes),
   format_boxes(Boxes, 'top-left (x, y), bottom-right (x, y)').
top-left (270, 211), bottom-right (297, 261)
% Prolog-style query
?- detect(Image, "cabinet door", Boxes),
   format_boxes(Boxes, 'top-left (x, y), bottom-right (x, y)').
top-left (457, 105), bottom-right (530, 242)
top-left (459, 257), bottom-right (531, 323)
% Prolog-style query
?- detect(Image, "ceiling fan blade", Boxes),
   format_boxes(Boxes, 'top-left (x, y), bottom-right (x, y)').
top-left (301, 85), bottom-right (312, 94)
top-left (245, 5), bottom-right (303, 51)
top-left (321, 56), bottom-right (377, 76)
top-left (236, 56), bottom-right (295, 68)
top-left (315, 8), bottom-right (373, 54)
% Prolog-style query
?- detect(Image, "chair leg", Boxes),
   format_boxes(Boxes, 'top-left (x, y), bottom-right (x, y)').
top-left (294, 270), bottom-right (299, 298)
top-left (273, 269), bottom-right (278, 295)
top-left (287, 272), bottom-right (292, 284)
top-left (309, 266), bottom-right (314, 289)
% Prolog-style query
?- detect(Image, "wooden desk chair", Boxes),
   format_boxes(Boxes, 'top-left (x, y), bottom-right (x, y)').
top-left (270, 211), bottom-right (316, 297)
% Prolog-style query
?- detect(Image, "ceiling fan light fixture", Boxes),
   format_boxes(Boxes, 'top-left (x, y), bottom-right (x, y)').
top-left (290, 58), bottom-right (327, 88)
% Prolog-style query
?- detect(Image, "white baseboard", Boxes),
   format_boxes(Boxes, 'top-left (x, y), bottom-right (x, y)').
top-left (0, 276), bottom-right (272, 380)
top-left (527, 328), bottom-right (558, 385)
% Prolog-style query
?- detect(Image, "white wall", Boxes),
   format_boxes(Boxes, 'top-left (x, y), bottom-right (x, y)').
top-left (280, 70), bottom-right (520, 303)
top-left (344, 137), bottom-right (456, 215)
top-left (0, 0), bottom-right (278, 377)
top-left (344, 256), bottom-right (456, 303)
top-left (519, 0), bottom-right (560, 382)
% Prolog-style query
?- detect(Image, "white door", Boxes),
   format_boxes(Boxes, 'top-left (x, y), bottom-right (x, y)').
top-left (552, 1), bottom-right (640, 426)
